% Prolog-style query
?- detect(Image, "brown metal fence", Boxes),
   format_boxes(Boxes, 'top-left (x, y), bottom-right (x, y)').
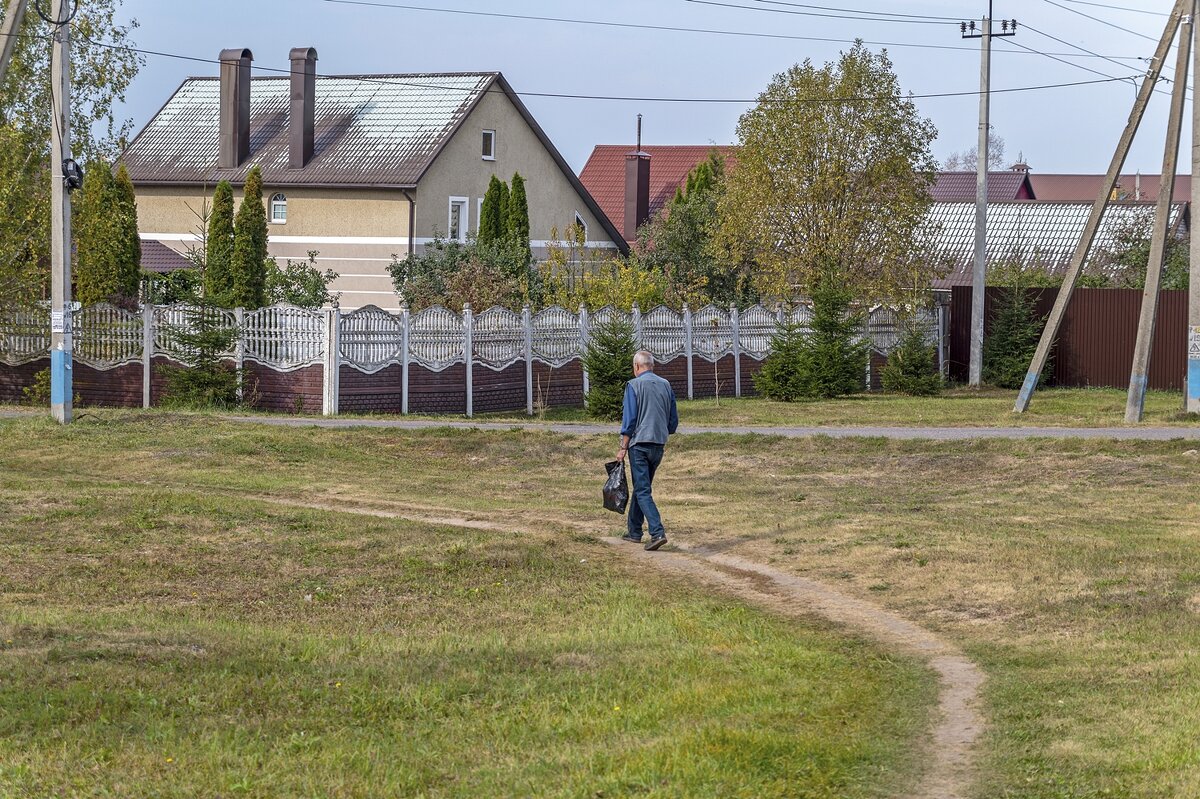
top-left (949, 286), bottom-right (1189, 390)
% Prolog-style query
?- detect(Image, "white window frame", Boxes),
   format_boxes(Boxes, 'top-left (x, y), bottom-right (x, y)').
top-left (448, 196), bottom-right (469, 243)
top-left (482, 129), bottom-right (496, 161)
top-left (574, 212), bottom-right (588, 242)
top-left (477, 197), bottom-right (485, 232)
top-left (269, 192), bottom-right (287, 224)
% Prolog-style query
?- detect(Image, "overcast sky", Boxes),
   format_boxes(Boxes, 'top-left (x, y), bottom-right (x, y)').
top-left (112, 0), bottom-right (1187, 176)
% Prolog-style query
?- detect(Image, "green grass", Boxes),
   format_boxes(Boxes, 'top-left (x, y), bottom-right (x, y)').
top-left (5, 412), bottom-right (1200, 796)
top-left (0, 427), bottom-right (933, 799)
top-left (470, 387), bottom-right (1197, 428)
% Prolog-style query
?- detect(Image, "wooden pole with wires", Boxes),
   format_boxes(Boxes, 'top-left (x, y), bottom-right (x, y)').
top-left (49, 0), bottom-right (75, 424)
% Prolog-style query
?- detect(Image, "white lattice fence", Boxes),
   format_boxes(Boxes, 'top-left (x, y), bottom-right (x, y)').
top-left (0, 307), bottom-right (50, 366)
top-left (339, 305), bottom-right (404, 373)
top-left (244, 305), bottom-right (324, 370)
top-left (73, 304), bottom-right (142, 369)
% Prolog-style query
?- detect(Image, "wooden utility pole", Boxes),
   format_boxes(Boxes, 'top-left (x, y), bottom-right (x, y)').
top-left (1125, 12), bottom-right (1192, 423)
top-left (49, 0), bottom-right (73, 424)
top-left (1014, 0), bottom-right (1190, 414)
top-left (1190, 0), bottom-right (1200, 414)
top-left (0, 0), bottom-right (29, 86)
top-left (961, 5), bottom-right (1016, 388)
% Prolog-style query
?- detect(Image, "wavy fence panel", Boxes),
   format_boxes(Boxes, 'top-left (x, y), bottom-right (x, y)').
top-left (692, 305), bottom-right (733, 362)
top-left (340, 305), bottom-right (403, 373)
top-left (531, 305), bottom-right (580, 367)
top-left (641, 305), bottom-right (684, 360)
top-left (410, 305), bottom-right (464, 371)
top-left (473, 306), bottom-right (524, 370)
top-left (738, 304), bottom-right (778, 360)
top-left (73, 303), bottom-right (142, 369)
top-left (244, 305), bottom-right (324, 370)
top-left (153, 305), bottom-right (238, 362)
top-left (0, 306), bottom-right (50, 366)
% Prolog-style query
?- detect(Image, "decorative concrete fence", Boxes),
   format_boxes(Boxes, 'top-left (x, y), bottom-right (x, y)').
top-left (0, 301), bottom-right (945, 416)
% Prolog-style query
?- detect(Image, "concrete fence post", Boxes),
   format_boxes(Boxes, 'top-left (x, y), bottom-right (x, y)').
top-left (632, 301), bottom-right (642, 348)
top-left (730, 303), bottom-right (742, 398)
top-left (683, 302), bottom-right (694, 400)
top-left (579, 304), bottom-right (590, 400)
top-left (463, 303), bottom-right (473, 418)
top-left (776, 303), bottom-right (785, 326)
top-left (523, 304), bottom-right (533, 416)
top-left (401, 304), bottom-right (410, 415)
top-left (323, 307), bottom-right (340, 416)
top-left (141, 303), bottom-right (153, 408)
top-left (234, 307), bottom-right (245, 404)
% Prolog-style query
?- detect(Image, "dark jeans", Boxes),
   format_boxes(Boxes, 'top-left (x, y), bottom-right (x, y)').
top-left (627, 443), bottom-right (665, 539)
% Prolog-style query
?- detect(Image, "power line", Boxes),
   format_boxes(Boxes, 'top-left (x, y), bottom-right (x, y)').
top-left (75, 34), bottom-right (1138, 105)
top-left (733, 0), bottom-right (960, 22)
top-left (1058, 0), bottom-right (1168, 16)
top-left (1041, 0), bottom-right (1158, 43)
top-left (314, 0), bottom-right (1159, 61)
top-left (683, 0), bottom-right (956, 26)
top-left (1022, 21), bottom-right (1153, 74)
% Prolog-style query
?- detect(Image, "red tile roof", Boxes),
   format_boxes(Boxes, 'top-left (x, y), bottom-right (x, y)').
top-left (579, 145), bottom-right (737, 241)
top-left (1030, 173), bottom-right (1192, 203)
top-left (931, 171), bottom-right (1034, 202)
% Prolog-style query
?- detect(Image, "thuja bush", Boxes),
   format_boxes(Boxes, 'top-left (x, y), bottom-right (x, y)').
top-left (581, 316), bottom-right (636, 420)
top-left (881, 322), bottom-right (942, 396)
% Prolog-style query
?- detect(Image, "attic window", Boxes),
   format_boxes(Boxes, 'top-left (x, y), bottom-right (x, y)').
top-left (574, 212), bottom-right (588, 242)
top-left (482, 130), bottom-right (496, 161)
top-left (270, 193), bottom-right (287, 224)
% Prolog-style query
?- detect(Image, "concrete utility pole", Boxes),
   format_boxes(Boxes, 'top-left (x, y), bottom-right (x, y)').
top-left (1014, 0), bottom-right (1190, 414)
top-left (1125, 11), bottom-right (1192, 423)
top-left (0, 0), bottom-right (29, 86)
top-left (1190, 0), bottom-right (1200, 413)
top-left (961, 5), bottom-right (1017, 388)
top-left (48, 0), bottom-right (75, 424)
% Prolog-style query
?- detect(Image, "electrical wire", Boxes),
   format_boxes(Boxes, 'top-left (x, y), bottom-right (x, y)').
top-left (1041, 0), bottom-right (1158, 43)
top-left (1058, 0), bottom-right (1169, 16)
top-left (683, 0), bottom-right (956, 26)
top-left (76, 34), bottom-right (1139, 105)
top-left (32, 0), bottom-right (77, 27)
top-left (315, 0), bottom-right (1159, 61)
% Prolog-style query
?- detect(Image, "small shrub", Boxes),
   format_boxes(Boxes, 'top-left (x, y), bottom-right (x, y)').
top-left (22, 368), bottom-right (52, 405)
top-left (755, 274), bottom-right (868, 401)
top-left (159, 305), bottom-right (241, 409)
top-left (581, 316), bottom-right (636, 420)
top-left (881, 323), bottom-right (942, 396)
top-left (984, 286), bottom-right (1050, 390)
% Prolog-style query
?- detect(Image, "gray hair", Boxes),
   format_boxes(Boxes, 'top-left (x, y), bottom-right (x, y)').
top-left (633, 350), bottom-right (655, 369)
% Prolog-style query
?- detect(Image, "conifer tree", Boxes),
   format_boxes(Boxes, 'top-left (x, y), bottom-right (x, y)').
top-left (478, 175), bottom-right (506, 245)
top-left (507, 171), bottom-right (531, 264)
top-left (112, 163), bottom-right (142, 299)
top-left (231, 166), bottom-right (268, 308)
top-left (205, 180), bottom-right (236, 305)
top-left (74, 159), bottom-right (118, 306)
top-left (497, 180), bottom-right (510, 238)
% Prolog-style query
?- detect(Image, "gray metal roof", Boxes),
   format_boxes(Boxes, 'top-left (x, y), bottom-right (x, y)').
top-left (930, 201), bottom-right (1188, 286)
top-left (122, 73), bottom-right (496, 187)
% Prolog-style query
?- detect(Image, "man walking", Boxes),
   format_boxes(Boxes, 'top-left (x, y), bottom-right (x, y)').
top-left (617, 350), bottom-right (679, 551)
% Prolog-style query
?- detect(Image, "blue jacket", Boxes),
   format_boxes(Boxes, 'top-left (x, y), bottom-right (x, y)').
top-left (621, 371), bottom-right (679, 446)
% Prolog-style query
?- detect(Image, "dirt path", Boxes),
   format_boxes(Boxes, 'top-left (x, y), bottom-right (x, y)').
top-left (251, 493), bottom-right (985, 799)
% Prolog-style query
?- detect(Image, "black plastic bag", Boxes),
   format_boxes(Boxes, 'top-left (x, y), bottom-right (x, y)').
top-left (603, 459), bottom-right (629, 514)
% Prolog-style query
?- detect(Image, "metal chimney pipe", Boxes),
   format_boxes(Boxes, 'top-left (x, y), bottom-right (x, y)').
top-left (218, 48), bottom-right (253, 169)
top-left (289, 47), bottom-right (318, 169)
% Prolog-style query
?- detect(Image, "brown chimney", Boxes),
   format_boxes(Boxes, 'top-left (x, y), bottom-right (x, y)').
top-left (218, 48), bottom-right (253, 169)
top-left (289, 47), bottom-right (318, 169)
top-left (624, 114), bottom-right (650, 240)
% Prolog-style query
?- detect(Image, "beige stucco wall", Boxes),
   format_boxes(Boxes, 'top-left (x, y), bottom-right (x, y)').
top-left (413, 89), bottom-right (617, 249)
top-left (135, 185), bottom-right (411, 310)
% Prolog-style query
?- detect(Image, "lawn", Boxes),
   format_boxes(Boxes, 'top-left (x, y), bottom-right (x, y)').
top-left (415, 387), bottom-right (1197, 428)
top-left (4, 411), bottom-right (1199, 797)
top-left (0, 417), bottom-right (933, 798)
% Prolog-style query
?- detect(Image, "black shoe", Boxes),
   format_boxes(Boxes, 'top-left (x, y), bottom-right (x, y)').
top-left (621, 533), bottom-right (643, 544)
top-left (644, 535), bottom-right (667, 551)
